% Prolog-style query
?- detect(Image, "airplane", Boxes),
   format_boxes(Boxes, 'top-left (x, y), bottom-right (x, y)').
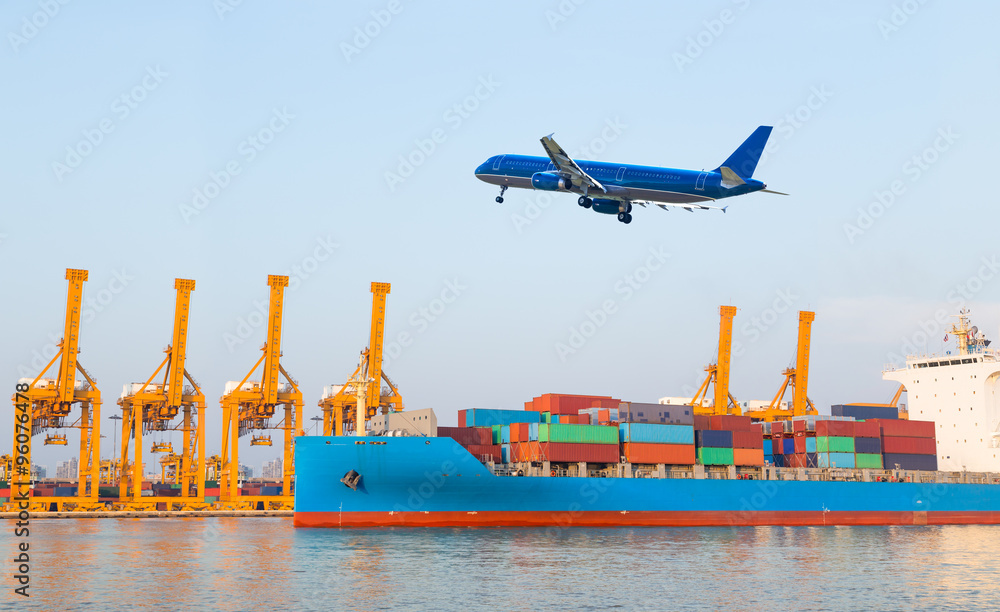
top-left (474, 126), bottom-right (786, 224)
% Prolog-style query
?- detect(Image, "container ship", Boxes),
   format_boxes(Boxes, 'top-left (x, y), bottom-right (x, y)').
top-left (294, 311), bottom-right (1000, 528)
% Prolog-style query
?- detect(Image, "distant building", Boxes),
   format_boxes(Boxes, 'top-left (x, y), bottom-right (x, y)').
top-left (55, 457), bottom-right (79, 480)
top-left (238, 464), bottom-right (254, 480)
top-left (262, 458), bottom-right (283, 480)
top-left (31, 464), bottom-right (46, 480)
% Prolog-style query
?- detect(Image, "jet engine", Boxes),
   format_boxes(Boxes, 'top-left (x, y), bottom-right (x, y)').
top-left (531, 172), bottom-right (572, 191)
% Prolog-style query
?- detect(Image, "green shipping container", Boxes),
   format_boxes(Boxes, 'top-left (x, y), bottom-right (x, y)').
top-left (491, 425), bottom-right (502, 444)
top-left (537, 423), bottom-right (618, 444)
top-left (697, 447), bottom-right (734, 465)
top-left (855, 453), bottom-right (883, 469)
top-left (542, 411), bottom-right (552, 424)
top-left (204, 496), bottom-right (219, 503)
top-left (817, 436), bottom-right (855, 453)
top-left (98, 486), bottom-right (119, 497)
top-left (205, 480), bottom-right (219, 488)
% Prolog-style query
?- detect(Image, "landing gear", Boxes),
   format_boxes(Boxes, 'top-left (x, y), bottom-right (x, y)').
top-left (496, 185), bottom-right (507, 203)
top-left (578, 196), bottom-right (592, 209)
top-left (617, 212), bottom-right (633, 224)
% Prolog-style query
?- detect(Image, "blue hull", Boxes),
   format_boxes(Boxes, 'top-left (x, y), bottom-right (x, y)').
top-left (294, 437), bottom-right (1000, 528)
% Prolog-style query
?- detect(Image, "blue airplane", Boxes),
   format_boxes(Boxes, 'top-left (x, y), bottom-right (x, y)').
top-left (474, 126), bottom-right (786, 224)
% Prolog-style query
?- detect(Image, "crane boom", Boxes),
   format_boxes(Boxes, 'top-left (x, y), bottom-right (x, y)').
top-left (714, 305), bottom-right (737, 414)
top-left (793, 311), bottom-right (815, 416)
top-left (56, 268), bottom-right (88, 405)
top-left (262, 275), bottom-right (288, 405)
top-left (366, 282), bottom-right (391, 411)
top-left (167, 279), bottom-right (195, 407)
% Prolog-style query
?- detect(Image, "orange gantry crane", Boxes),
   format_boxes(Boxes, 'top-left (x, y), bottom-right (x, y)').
top-left (747, 310), bottom-right (819, 422)
top-left (219, 275), bottom-right (303, 510)
top-left (116, 279), bottom-right (207, 510)
top-left (320, 282), bottom-right (403, 436)
top-left (7, 269), bottom-right (103, 512)
top-left (690, 306), bottom-right (742, 416)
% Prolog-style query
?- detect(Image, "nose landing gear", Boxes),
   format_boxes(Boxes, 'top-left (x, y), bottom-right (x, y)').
top-left (495, 185), bottom-right (508, 203)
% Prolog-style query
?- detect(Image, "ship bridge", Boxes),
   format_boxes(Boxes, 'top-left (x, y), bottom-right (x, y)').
top-left (883, 309), bottom-right (1000, 472)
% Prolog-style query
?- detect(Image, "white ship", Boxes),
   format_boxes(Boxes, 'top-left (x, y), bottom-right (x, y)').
top-left (884, 309), bottom-right (1000, 472)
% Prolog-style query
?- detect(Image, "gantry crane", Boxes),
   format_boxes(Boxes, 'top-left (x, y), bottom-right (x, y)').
top-left (690, 306), bottom-right (742, 416)
top-left (320, 282), bottom-right (403, 436)
top-left (116, 279), bottom-right (207, 510)
top-left (6, 269), bottom-right (103, 512)
top-left (747, 311), bottom-right (819, 422)
top-left (219, 275), bottom-right (303, 510)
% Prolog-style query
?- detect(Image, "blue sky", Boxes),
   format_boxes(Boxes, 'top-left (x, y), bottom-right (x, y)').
top-left (3, 1), bottom-right (999, 471)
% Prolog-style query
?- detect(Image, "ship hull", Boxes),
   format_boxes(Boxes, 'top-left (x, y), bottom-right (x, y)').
top-left (293, 437), bottom-right (1000, 528)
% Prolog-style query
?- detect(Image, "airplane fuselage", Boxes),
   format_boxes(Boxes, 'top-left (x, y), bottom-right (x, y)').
top-left (474, 154), bottom-right (765, 205)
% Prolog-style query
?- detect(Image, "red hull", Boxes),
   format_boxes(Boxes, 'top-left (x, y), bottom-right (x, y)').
top-left (294, 510), bottom-right (1000, 528)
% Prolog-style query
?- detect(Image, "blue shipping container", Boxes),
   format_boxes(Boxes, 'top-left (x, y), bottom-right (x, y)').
top-left (882, 453), bottom-right (937, 471)
top-left (806, 437), bottom-right (817, 453)
top-left (695, 429), bottom-right (733, 448)
top-left (763, 439), bottom-right (773, 454)
top-left (528, 422), bottom-right (539, 441)
top-left (855, 437), bottom-right (881, 454)
top-left (619, 423), bottom-right (695, 445)
top-left (818, 452), bottom-right (856, 468)
top-left (806, 452), bottom-right (818, 468)
top-left (764, 453), bottom-right (774, 465)
top-left (771, 454), bottom-right (785, 468)
top-left (500, 426), bottom-right (511, 444)
top-left (831, 404), bottom-right (899, 420)
top-left (782, 438), bottom-right (795, 455)
top-left (501, 444), bottom-right (511, 463)
top-left (461, 409), bottom-right (542, 427)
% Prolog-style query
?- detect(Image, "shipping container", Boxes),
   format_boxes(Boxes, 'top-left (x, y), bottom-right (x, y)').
top-left (763, 439), bottom-right (773, 455)
top-left (785, 453), bottom-right (805, 468)
top-left (854, 437), bottom-right (882, 454)
top-left (695, 429), bottom-right (733, 448)
top-left (709, 415), bottom-right (754, 432)
top-left (853, 420), bottom-right (881, 438)
top-left (832, 404), bottom-right (899, 420)
top-left (805, 437), bottom-right (817, 453)
top-left (619, 423), bottom-right (695, 445)
top-left (438, 426), bottom-right (492, 447)
top-left (542, 411), bottom-right (552, 424)
top-left (770, 454), bottom-right (785, 468)
top-left (793, 436), bottom-right (806, 454)
top-left (817, 436), bottom-right (855, 453)
top-left (54, 486), bottom-right (77, 497)
top-left (526, 394), bottom-right (621, 416)
top-left (459, 408), bottom-right (542, 427)
top-left (693, 415), bottom-right (711, 431)
top-left (816, 420), bottom-right (855, 437)
top-left (732, 430), bottom-right (763, 449)
top-left (697, 447), bottom-right (734, 465)
top-left (465, 444), bottom-right (502, 463)
top-left (782, 438), bottom-right (795, 455)
top-left (855, 453), bottom-right (883, 469)
top-left (771, 434), bottom-right (784, 455)
top-left (618, 401), bottom-right (695, 425)
top-left (501, 444), bottom-right (511, 463)
top-left (870, 419), bottom-right (936, 439)
top-left (491, 425), bottom-right (502, 444)
top-left (205, 487), bottom-right (221, 496)
top-left (882, 453), bottom-right (938, 471)
top-left (500, 425), bottom-right (511, 444)
top-left (817, 452), bottom-right (856, 468)
top-left (882, 436), bottom-right (936, 455)
top-left (538, 423), bottom-right (618, 445)
top-left (733, 448), bottom-right (765, 466)
top-left (792, 420), bottom-right (806, 433)
top-left (622, 443), bottom-right (695, 465)
top-left (528, 422), bottom-right (539, 441)
top-left (535, 442), bottom-right (619, 463)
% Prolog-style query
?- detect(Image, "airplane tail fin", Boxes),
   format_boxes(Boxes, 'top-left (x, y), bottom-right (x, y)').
top-left (715, 126), bottom-right (773, 179)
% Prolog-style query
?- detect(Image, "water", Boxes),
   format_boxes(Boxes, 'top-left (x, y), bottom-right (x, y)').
top-left (3, 519), bottom-right (999, 611)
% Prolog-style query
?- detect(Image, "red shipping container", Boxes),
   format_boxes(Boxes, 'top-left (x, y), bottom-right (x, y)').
top-left (204, 487), bottom-right (221, 496)
top-left (0, 488), bottom-right (10, 497)
top-left (598, 409), bottom-right (610, 423)
top-left (710, 415), bottom-right (754, 431)
top-left (871, 419), bottom-right (936, 439)
top-left (693, 415), bottom-right (711, 431)
top-left (535, 442), bottom-right (619, 463)
top-left (793, 420), bottom-right (806, 433)
top-left (623, 443), bottom-right (695, 465)
top-left (816, 420), bottom-right (855, 437)
top-left (733, 430), bottom-right (763, 449)
top-left (793, 435), bottom-right (806, 454)
top-left (853, 420), bottom-right (880, 438)
top-left (465, 444), bottom-right (502, 463)
top-left (438, 427), bottom-right (491, 446)
top-left (458, 410), bottom-right (466, 427)
top-left (771, 434), bottom-right (784, 454)
top-left (882, 436), bottom-right (937, 455)
top-left (733, 448), bottom-right (765, 466)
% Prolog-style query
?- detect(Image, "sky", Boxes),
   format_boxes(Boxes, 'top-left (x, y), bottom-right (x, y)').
top-left (3, 1), bottom-right (1000, 472)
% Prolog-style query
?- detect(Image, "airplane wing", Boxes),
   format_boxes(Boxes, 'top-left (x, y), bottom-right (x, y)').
top-left (539, 134), bottom-right (606, 193)
top-left (633, 201), bottom-right (729, 213)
